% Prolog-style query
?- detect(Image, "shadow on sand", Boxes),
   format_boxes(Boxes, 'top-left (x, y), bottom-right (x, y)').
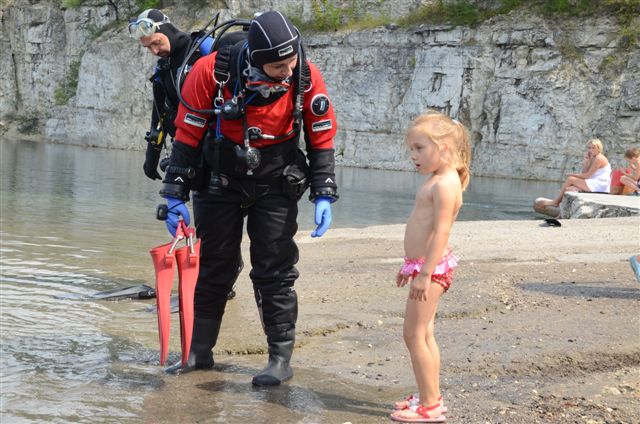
top-left (518, 281), bottom-right (640, 300)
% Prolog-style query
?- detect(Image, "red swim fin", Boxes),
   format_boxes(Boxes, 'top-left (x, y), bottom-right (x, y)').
top-left (149, 241), bottom-right (176, 365)
top-left (175, 226), bottom-right (200, 367)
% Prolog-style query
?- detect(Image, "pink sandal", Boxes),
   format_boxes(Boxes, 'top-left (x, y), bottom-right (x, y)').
top-left (394, 395), bottom-right (447, 414)
top-left (390, 403), bottom-right (446, 423)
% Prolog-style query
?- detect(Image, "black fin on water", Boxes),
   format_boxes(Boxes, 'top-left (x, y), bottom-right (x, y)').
top-left (91, 284), bottom-right (156, 300)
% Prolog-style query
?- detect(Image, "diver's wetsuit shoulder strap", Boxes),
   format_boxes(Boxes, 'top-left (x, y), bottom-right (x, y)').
top-left (213, 45), bottom-right (233, 86)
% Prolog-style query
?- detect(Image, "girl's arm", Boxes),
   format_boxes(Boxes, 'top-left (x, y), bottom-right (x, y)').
top-left (575, 155), bottom-right (607, 179)
top-left (630, 160), bottom-right (640, 180)
top-left (580, 151), bottom-right (593, 174)
top-left (570, 152), bottom-right (593, 178)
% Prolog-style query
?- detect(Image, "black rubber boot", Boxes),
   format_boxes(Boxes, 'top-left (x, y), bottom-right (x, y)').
top-left (252, 329), bottom-right (295, 386)
top-left (165, 317), bottom-right (222, 375)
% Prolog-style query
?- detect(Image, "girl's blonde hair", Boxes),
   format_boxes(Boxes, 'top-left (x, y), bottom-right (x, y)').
top-left (587, 138), bottom-right (604, 154)
top-left (408, 111), bottom-right (472, 190)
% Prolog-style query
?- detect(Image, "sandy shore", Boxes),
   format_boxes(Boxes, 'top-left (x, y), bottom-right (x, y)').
top-left (144, 216), bottom-right (640, 423)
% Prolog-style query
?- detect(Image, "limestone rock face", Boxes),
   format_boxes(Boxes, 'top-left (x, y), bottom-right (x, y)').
top-left (0, 2), bottom-right (114, 116)
top-left (1, 1), bottom-right (638, 181)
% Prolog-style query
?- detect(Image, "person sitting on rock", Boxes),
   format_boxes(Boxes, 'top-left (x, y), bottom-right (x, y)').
top-left (545, 138), bottom-right (611, 207)
top-left (619, 149), bottom-right (640, 195)
top-left (610, 147), bottom-right (640, 195)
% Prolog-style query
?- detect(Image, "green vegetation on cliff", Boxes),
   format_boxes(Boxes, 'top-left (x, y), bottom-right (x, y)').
top-left (58, 0), bottom-right (639, 52)
top-left (54, 56), bottom-right (82, 106)
top-left (397, 0), bottom-right (638, 28)
top-left (297, 0), bottom-right (638, 49)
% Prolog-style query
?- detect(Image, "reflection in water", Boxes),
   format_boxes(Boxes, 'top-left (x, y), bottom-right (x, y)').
top-left (143, 360), bottom-right (396, 423)
top-left (334, 166), bottom-right (561, 226)
top-left (0, 139), bottom-right (558, 422)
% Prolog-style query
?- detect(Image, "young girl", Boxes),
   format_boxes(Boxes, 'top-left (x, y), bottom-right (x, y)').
top-left (618, 147), bottom-right (640, 195)
top-left (610, 147), bottom-right (640, 195)
top-left (390, 112), bottom-right (471, 423)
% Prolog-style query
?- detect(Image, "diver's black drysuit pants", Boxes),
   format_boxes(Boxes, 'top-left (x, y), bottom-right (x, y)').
top-left (192, 177), bottom-right (299, 339)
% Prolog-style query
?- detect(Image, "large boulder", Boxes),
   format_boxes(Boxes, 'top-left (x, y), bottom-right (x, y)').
top-left (559, 192), bottom-right (640, 219)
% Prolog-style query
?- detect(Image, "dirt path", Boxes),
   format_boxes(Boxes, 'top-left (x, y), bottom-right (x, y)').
top-left (144, 217), bottom-right (640, 423)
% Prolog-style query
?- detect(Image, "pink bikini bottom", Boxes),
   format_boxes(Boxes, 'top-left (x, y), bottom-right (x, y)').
top-left (401, 251), bottom-right (459, 291)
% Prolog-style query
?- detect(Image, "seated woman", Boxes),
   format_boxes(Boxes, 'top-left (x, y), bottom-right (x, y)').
top-left (545, 138), bottom-right (611, 207)
top-left (610, 147), bottom-right (640, 195)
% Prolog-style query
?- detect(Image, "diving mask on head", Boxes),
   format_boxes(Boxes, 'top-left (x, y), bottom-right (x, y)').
top-left (128, 16), bottom-right (169, 39)
top-left (244, 66), bottom-right (291, 98)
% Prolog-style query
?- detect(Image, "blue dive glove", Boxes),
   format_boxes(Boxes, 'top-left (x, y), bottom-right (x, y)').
top-left (164, 196), bottom-right (190, 237)
top-left (311, 197), bottom-right (332, 238)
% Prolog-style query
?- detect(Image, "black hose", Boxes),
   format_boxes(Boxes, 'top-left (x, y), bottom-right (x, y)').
top-left (175, 19), bottom-right (252, 116)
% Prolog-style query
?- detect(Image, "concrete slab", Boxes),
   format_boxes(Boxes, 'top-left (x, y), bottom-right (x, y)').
top-left (560, 192), bottom-right (640, 219)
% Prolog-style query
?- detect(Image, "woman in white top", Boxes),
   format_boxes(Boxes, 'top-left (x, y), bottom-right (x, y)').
top-left (548, 138), bottom-right (611, 206)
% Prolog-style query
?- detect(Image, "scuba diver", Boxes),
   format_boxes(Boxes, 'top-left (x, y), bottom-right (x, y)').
top-left (128, 9), bottom-right (245, 181)
top-left (129, 9), bottom-right (241, 301)
top-left (128, 8), bottom-right (206, 181)
top-left (156, 10), bottom-right (339, 385)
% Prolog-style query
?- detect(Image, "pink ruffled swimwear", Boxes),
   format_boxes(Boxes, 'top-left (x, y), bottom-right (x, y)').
top-left (401, 250), bottom-right (459, 291)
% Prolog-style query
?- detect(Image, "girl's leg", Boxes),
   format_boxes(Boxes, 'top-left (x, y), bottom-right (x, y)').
top-left (553, 176), bottom-right (591, 205)
top-left (396, 320), bottom-right (442, 410)
top-left (425, 319), bottom-right (441, 400)
top-left (392, 282), bottom-right (445, 420)
top-left (621, 175), bottom-right (639, 193)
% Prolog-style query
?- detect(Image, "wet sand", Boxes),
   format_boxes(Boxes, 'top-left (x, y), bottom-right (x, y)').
top-left (143, 217), bottom-right (640, 423)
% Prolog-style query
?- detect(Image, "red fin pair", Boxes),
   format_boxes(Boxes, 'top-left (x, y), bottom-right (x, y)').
top-left (149, 221), bottom-right (200, 366)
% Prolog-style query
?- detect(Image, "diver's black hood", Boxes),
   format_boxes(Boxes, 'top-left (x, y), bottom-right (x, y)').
top-left (157, 23), bottom-right (191, 61)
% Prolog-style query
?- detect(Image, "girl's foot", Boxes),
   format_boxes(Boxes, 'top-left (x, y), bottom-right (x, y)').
top-left (394, 394), bottom-right (447, 414)
top-left (393, 393), bottom-right (418, 410)
top-left (390, 403), bottom-right (445, 423)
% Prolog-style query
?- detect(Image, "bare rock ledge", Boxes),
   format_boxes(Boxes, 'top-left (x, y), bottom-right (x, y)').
top-left (559, 192), bottom-right (640, 219)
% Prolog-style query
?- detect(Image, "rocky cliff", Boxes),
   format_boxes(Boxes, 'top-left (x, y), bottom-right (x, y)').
top-left (1, 0), bottom-right (638, 180)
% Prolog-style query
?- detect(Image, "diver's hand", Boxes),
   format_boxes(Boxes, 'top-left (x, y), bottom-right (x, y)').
top-left (163, 197), bottom-right (190, 237)
top-left (311, 197), bottom-right (332, 238)
top-left (143, 142), bottom-right (162, 180)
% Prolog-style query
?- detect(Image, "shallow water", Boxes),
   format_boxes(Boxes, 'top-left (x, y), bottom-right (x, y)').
top-left (0, 139), bottom-right (558, 423)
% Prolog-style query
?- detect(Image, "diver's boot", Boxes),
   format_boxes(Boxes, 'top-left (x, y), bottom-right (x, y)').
top-left (165, 317), bottom-right (221, 375)
top-left (252, 329), bottom-right (295, 386)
